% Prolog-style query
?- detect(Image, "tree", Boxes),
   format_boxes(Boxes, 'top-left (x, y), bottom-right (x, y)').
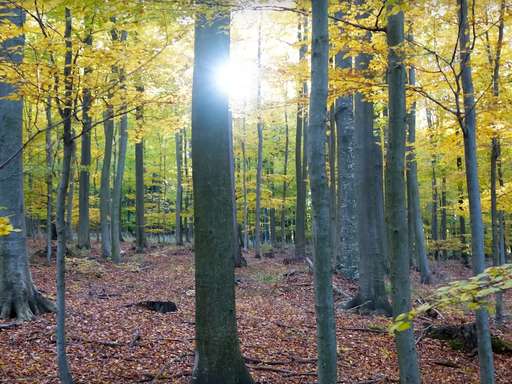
top-left (54, 7), bottom-right (74, 382)
top-left (175, 130), bottom-right (183, 246)
top-left (294, 15), bottom-right (308, 261)
top-left (308, 0), bottom-right (337, 382)
top-left (406, 56), bottom-right (432, 284)
top-left (0, 3), bottom-right (54, 321)
top-left (334, 30), bottom-right (358, 277)
top-left (111, 27), bottom-right (128, 264)
top-left (254, 19), bottom-right (263, 259)
top-left (190, 5), bottom-right (253, 383)
top-left (135, 86), bottom-right (146, 252)
top-left (457, 0), bottom-right (495, 382)
top-left (77, 30), bottom-right (93, 250)
top-left (385, 3), bottom-right (421, 383)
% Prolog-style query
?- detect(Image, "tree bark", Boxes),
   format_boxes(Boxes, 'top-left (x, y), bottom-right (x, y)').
top-left (190, 6), bottom-right (253, 383)
top-left (55, 8), bottom-right (74, 383)
top-left (100, 106), bottom-right (113, 258)
top-left (254, 21), bottom-right (263, 259)
top-left (407, 62), bottom-right (432, 284)
top-left (334, 49), bottom-right (358, 277)
top-left (441, 176), bottom-right (448, 259)
top-left (241, 116), bottom-right (249, 251)
top-left (294, 17), bottom-right (307, 261)
top-left (458, 1), bottom-right (495, 382)
top-left (280, 107), bottom-right (290, 245)
top-left (308, 1), bottom-right (337, 382)
top-left (78, 32), bottom-right (92, 249)
top-left (111, 29), bottom-right (128, 264)
top-left (45, 96), bottom-right (53, 262)
top-left (385, 5), bottom-right (421, 383)
top-left (0, 4), bottom-right (54, 321)
top-left (175, 130), bottom-right (183, 246)
top-left (135, 86), bottom-right (146, 252)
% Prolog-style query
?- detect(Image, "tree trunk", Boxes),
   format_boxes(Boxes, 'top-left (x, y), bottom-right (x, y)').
top-left (407, 62), bottom-right (432, 283)
top-left (175, 130), bottom-right (183, 246)
top-left (55, 8), bottom-right (74, 383)
top-left (441, 176), bottom-right (448, 259)
top-left (111, 29), bottom-right (128, 264)
top-left (294, 16), bottom-right (307, 261)
top-left (45, 96), bottom-right (53, 262)
top-left (78, 32), bottom-right (92, 249)
top-left (345, 19), bottom-right (390, 314)
top-left (280, 106), bottom-right (289, 245)
top-left (190, 7), bottom-right (253, 383)
top-left (308, 1), bottom-right (337, 382)
top-left (135, 86), bottom-right (146, 252)
top-left (254, 21), bottom-right (263, 259)
top-left (328, 108), bottom-right (337, 265)
top-left (458, 1), bottom-right (495, 382)
top-left (488, 0), bottom-right (506, 325)
top-left (100, 106), bottom-right (113, 259)
top-left (65, 141), bottom-right (75, 240)
top-left (385, 5), bottom-right (421, 383)
top-left (0, 5), bottom-right (54, 321)
top-left (334, 49), bottom-right (358, 277)
top-left (241, 116), bottom-right (249, 251)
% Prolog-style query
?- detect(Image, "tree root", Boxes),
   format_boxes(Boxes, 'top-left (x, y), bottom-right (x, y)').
top-left (0, 289), bottom-right (55, 321)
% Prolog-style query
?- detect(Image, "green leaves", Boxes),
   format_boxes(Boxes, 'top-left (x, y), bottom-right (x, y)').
top-left (391, 264), bottom-right (512, 333)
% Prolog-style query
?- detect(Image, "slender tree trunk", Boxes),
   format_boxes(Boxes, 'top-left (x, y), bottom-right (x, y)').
top-left (280, 107), bottom-right (289, 245)
top-left (441, 176), bottom-right (448, 259)
top-left (135, 86), bottom-right (146, 252)
top-left (100, 106), bottom-right (113, 258)
top-left (458, 1), bottom-right (495, 382)
top-left (65, 142), bottom-right (75, 240)
top-left (308, 1), bottom-right (337, 382)
top-left (328, 108), bottom-right (337, 264)
top-left (254, 21), bottom-right (263, 259)
top-left (78, 33), bottom-right (92, 249)
top-left (385, 5), bottom-right (421, 383)
top-left (241, 116), bottom-right (249, 251)
top-left (46, 96), bottom-right (53, 262)
top-left (55, 8), bottom-right (74, 383)
top-left (488, 0), bottom-right (506, 325)
top-left (190, 7), bottom-right (253, 383)
top-left (407, 62), bottom-right (432, 283)
top-left (426, 108), bottom-right (439, 261)
top-left (175, 130), bottom-right (183, 246)
top-left (111, 29), bottom-right (128, 264)
top-left (0, 5), bottom-right (54, 321)
top-left (294, 17), bottom-right (307, 261)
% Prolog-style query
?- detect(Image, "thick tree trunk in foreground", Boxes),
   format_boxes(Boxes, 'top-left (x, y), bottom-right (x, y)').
top-left (385, 6), bottom-right (421, 384)
top-left (308, 1), bottom-right (337, 382)
top-left (55, 8), bottom-right (74, 383)
top-left (190, 7), bottom-right (253, 384)
top-left (406, 63), bottom-right (432, 284)
top-left (78, 33), bottom-right (92, 249)
top-left (458, 1), bottom-right (495, 382)
top-left (0, 5), bottom-right (54, 321)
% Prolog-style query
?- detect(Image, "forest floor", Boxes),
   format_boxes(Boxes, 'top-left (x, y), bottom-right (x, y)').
top-left (1, 242), bottom-right (511, 384)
